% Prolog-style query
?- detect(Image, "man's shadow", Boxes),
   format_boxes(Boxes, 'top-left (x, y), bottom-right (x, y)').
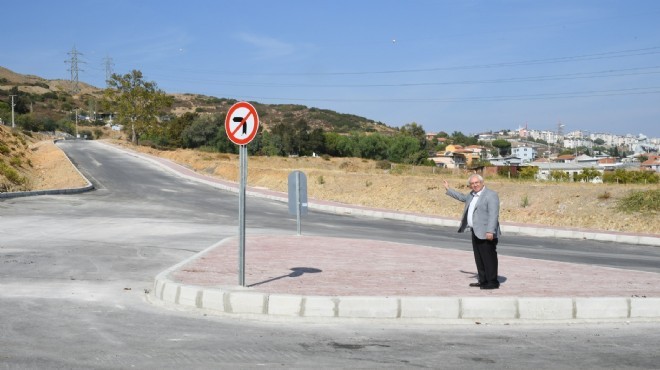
top-left (460, 270), bottom-right (507, 284)
top-left (248, 267), bottom-right (322, 288)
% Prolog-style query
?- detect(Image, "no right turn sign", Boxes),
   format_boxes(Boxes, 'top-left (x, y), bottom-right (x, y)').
top-left (225, 101), bottom-right (259, 145)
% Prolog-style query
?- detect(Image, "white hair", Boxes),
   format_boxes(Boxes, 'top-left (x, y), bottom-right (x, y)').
top-left (467, 174), bottom-right (484, 185)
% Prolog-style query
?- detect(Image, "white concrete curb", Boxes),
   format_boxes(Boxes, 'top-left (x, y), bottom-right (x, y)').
top-left (152, 274), bottom-right (660, 323)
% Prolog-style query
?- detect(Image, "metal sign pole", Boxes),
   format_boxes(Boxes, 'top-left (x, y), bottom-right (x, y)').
top-left (238, 145), bottom-right (247, 286)
top-left (225, 101), bottom-right (258, 288)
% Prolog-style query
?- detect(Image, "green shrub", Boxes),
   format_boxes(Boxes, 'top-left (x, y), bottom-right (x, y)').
top-left (603, 169), bottom-right (659, 184)
top-left (520, 194), bottom-right (530, 208)
top-left (0, 161), bottom-right (26, 185)
top-left (616, 189), bottom-right (660, 213)
top-left (518, 166), bottom-right (538, 179)
top-left (550, 170), bottom-right (570, 181)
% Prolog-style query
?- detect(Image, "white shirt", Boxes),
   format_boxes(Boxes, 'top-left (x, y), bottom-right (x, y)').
top-left (467, 189), bottom-right (483, 227)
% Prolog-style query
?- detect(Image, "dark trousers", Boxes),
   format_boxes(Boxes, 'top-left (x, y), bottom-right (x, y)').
top-left (471, 230), bottom-right (499, 287)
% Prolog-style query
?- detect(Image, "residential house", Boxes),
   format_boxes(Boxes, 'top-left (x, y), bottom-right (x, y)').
top-left (526, 162), bottom-right (602, 181)
top-left (511, 145), bottom-right (537, 163)
top-left (554, 154), bottom-right (576, 163)
top-left (429, 144), bottom-right (466, 169)
top-left (490, 156), bottom-right (522, 166)
top-left (641, 155), bottom-right (660, 172)
top-left (575, 154), bottom-right (599, 165)
top-left (597, 157), bottom-right (622, 171)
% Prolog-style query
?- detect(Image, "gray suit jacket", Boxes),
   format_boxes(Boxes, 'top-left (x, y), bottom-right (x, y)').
top-left (445, 187), bottom-right (501, 239)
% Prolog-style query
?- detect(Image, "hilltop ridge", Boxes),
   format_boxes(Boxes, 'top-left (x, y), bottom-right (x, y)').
top-left (0, 66), bottom-right (397, 135)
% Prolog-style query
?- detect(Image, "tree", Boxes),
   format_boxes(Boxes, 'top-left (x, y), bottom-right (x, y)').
top-left (324, 132), bottom-right (355, 157)
top-left (491, 139), bottom-right (511, 156)
top-left (575, 167), bottom-right (601, 182)
top-left (399, 122), bottom-right (426, 145)
top-left (103, 70), bottom-right (173, 145)
top-left (181, 115), bottom-right (220, 148)
top-left (166, 112), bottom-right (198, 148)
top-left (387, 134), bottom-right (423, 164)
top-left (270, 121), bottom-right (296, 155)
top-left (609, 146), bottom-right (620, 158)
top-left (357, 133), bottom-right (390, 160)
top-left (292, 118), bottom-right (311, 155)
top-left (307, 127), bottom-right (326, 155)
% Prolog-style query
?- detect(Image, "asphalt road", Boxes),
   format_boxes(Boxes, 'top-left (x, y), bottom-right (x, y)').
top-left (1, 139), bottom-right (658, 369)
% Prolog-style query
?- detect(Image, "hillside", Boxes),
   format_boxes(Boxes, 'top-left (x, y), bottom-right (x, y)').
top-left (0, 66), bottom-right (397, 135)
top-left (0, 125), bottom-right (87, 191)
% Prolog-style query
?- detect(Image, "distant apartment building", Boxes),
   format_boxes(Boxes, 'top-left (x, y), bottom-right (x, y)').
top-left (528, 129), bottom-right (560, 144)
top-left (563, 137), bottom-right (594, 150)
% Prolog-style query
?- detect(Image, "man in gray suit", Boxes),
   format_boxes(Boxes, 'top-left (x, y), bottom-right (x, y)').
top-left (443, 174), bottom-right (501, 290)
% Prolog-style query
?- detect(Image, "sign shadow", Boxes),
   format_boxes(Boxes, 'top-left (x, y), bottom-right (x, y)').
top-left (248, 267), bottom-right (322, 288)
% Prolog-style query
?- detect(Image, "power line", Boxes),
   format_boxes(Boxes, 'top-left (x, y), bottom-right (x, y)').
top-left (150, 65), bottom-right (660, 89)
top-left (158, 46), bottom-right (660, 77)
top-left (230, 86), bottom-right (660, 104)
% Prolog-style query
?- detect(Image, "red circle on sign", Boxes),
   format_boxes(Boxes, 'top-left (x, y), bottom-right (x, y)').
top-left (225, 101), bottom-right (260, 145)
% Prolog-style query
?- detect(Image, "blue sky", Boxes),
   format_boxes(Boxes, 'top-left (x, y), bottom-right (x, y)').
top-left (3, 0), bottom-right (660, 137)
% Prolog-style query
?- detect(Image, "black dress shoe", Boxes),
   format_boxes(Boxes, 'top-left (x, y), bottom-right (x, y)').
top-left (480, 285), bottom-right (499, 290)
top-left (469, 282), bottom-right (482, 287)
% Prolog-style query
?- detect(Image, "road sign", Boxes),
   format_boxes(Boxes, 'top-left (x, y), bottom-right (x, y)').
top-left (225, 101), bottom-right (259, 145)
top-left (225, 101), bottom-right (259, 286)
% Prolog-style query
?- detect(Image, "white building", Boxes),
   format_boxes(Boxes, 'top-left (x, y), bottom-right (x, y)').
top-left (511, 145), bottom-right (537, 163)
top-left (528, 129), bottom-right (561, 144)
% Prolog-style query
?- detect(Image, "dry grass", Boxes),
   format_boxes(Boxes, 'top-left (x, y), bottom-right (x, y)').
top-left (108, 140), bottom-right (659, 235)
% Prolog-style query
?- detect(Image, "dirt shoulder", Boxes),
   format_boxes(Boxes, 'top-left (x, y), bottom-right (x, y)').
top-left (28, 140), bottom-right (89, 190)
